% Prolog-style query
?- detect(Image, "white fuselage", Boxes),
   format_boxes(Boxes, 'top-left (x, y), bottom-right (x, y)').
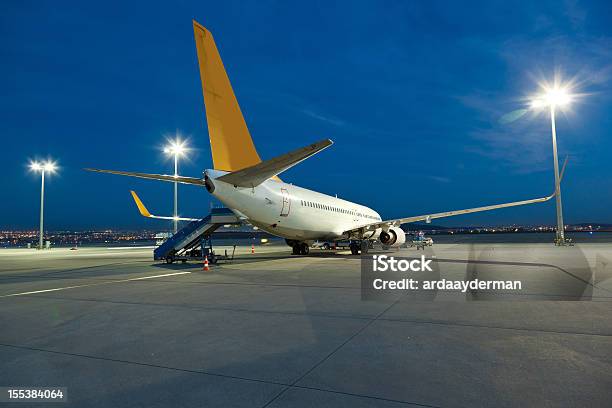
top-left (206, 169), bottom-right (381, 241)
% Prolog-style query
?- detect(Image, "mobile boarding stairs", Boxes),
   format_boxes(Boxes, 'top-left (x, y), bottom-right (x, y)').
top-left (154, 208), bottom-right (240, 264)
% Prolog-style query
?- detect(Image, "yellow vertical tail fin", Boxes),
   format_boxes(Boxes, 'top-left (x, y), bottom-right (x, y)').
top-left (193, 20), bottom-right (262, 172)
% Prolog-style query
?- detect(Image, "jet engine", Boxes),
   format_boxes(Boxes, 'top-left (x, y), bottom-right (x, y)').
top-left (379, 227), bottom-right (406, 247)
top-left (204, 174), bottom-right (215, 193)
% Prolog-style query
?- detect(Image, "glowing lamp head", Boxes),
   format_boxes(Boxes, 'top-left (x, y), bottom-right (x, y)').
top-left (164, 139), bottom-right (188, 157)
top-left (544, 87), bottom-right (571, 106)
top-left (530, 85), bottom-right (573, 110)
top-left (43, 162), bottom-right (57, 172)
top-left (29, 160), bottom-right (57, 173)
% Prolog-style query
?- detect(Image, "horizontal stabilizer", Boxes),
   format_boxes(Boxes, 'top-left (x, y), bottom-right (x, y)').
top-left (86, 168), bottom-right (205, 186)
top-left (217, 139), bottom-right (333, 188)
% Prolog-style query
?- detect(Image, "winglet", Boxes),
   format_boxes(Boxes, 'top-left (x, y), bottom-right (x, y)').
top-left (130, 191), bottom-right (151, 218)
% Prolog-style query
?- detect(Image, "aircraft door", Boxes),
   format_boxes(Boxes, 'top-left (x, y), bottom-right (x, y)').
top-left (280, 188), bottom-right (291, 217)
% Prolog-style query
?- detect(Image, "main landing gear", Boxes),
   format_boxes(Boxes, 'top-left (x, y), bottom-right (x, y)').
top-left (286, 240), bottom-right (310, 255)
top-left (349, 240), bottom-right (371, 255)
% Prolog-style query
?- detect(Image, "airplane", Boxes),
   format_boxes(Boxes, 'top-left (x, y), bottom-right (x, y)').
top-left (87, 20), bottom-right (562, 256)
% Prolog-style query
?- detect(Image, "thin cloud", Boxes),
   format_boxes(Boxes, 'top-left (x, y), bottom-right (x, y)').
top-left (563, 0), bottom-right (587, 30)
top-left (456, 29), bottom-right (611, 173)
top-left (428, 175), bottom-right (451, 183)
top-left (300, 108), bottom-right (347, 127)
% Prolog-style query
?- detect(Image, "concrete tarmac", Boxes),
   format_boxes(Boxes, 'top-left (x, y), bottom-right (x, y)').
top-left (0, 243), bottom-right (611, 407)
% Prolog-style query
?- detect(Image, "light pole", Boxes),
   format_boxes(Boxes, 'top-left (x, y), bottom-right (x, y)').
top-left (29, 160), bottom-right (57, 249)
top-left (164, 139), bottom-right (188, 234)
top-left (530, 86), bottom-right (571, 245)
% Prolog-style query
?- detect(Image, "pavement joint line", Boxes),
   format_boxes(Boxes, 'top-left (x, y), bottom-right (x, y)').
top-left (375, 317), bottom-right (612, 337)
top-left (0, 269), bottom-right (192, 283)
top-left (9, 293), bottom-right (612, 337)
top-left (0, 273), bottom-right (363, 290)
top-left (0, 260), bottom-right (153, 281)
top-left (0, 342), bottom-right (435, 407)
top-left (3, 274), bottom-right (612, 299)
top-left (284, 385), bottom-right (442, 408)
top-left (146, 279), bottom-right (361, 290)
top-left (261, 290), bottom-right (407, 408)
top-left (0, 272), bottom-right (192, 298)
top-left (0, 342), bottom-right (286, 386)
top-left (7, 293), bottom-right (382, 321)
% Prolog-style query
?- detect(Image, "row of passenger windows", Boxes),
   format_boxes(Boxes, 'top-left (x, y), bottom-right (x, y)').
top-left (299, 199), bottom-right (380, 221)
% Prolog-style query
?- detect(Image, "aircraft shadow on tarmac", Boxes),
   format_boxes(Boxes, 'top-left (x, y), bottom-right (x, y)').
top-left (150, 249), bottom-right (379, 269)
top-left (150, 244), bottom-right (611, 302)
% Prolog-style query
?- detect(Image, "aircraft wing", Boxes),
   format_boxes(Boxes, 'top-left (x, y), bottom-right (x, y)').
top-left (346, 157), bottom-right (567, 236)
top-left (130, 191), bottom-right (200, 222)
top-left (345, 191), bottom-right (555, 234)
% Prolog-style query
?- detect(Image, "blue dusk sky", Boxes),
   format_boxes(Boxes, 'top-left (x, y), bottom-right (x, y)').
top-left (1, 0), bottom-right (611, 230)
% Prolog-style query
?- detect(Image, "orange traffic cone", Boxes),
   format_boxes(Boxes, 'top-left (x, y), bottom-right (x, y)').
top-left (203, 256), bottom-right (210, 271)
top-left (251, 244), bottom-right (255, 254)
